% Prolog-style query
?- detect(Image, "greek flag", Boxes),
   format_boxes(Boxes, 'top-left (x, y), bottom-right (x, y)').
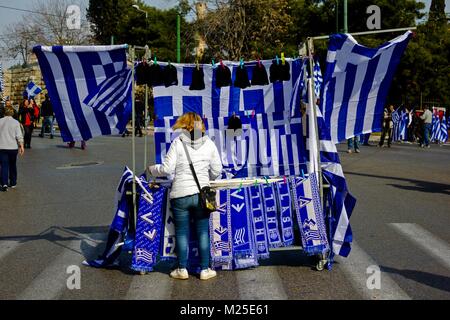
top-left (313, 60), bottom-right (323, 97)
top-left (320, 31), bottom-right (412, 143)
top-left (433, 112), bottom-right (448, 143)
top-left (26, 81), bottom-right (42, 99)
top-left (0, 63), bottom-right (4, 93)
top-left (33, 45), bottom-right (132, 142)
top-left (440, 117), bottom-right (449, 143)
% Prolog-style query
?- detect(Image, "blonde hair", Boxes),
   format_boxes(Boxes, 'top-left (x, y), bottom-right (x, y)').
top-left (172, 112), bottom-right (206, 132)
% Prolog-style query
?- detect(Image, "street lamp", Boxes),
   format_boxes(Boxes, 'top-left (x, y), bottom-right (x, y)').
top-left (132, 4), bottom-right (148, 44)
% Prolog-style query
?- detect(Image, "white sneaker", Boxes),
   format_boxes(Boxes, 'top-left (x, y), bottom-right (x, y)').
top-left (170, 268), bottom-right (189, 280)
top-left (355, 149), bottom-right (360, 153)
top-left (347, 149), bottom-right (352, 154)
top-left (200, 268), bottom-right (217, 280)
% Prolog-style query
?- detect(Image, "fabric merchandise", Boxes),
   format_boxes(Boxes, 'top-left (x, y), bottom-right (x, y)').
top-left (227, 114), bottom-right (242, 131)
top-left (189, 67), bottom-right (206, 90)
top-left (229, 188), bottom-right (258, 269)
top-left (261, 183), bottom-right (282, 248)
top-left (215, 63), bottom-right (232, 88)
top-left (234, 64), bottom-right (251, 89)
top-left (135, 62), bottom-right (151, 86)
top-left (251, 62), bottom-right (269, 86)
top-left (131, 185), bottom-right (167, 273)
top-left (248, 185), bottom-right (270, 259)
top-left (291, 174), bottom-right (329, 255)
top-left (163, 64), bottom-right (179, 87)
top-left (160, 194), bottom-right (177, 261)
top-left (150, 63), bottom-right (164, 87)
top-left (209, 189), bottom-right (233, 269)
top-left (33, 45), bottom-right (131, 142)
top-left (270, 60), bottom-right (290, 83)
top-left (320, 31), bottom-right (412, 143)
top-left (275, 180), bottom-right (294, 247)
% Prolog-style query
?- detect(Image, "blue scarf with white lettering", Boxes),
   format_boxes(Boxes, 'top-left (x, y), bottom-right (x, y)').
top-left (230, 187), bottom-right (259, 269)
top-left (210, 189), bottom-right (233, 269)
top-left (160, 195), bottom-right (177, 261)
top-left (291, 174), bottom-right (329, 255)
top-left (248, 185), bottom-right (270, 259)
top-left (275, 181), bottom-right (294, 247)
top-left (261, 183), bottom-right (282, 248)
top-left (131, 184), bottom-right (167, 273)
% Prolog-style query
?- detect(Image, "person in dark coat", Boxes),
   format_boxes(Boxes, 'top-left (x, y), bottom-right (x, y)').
top-left (39, 94), bottom-right (55, 139)
top-left (19, 99), bottom-right (35, 149)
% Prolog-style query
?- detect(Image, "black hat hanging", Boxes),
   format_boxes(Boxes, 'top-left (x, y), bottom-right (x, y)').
top-left (135, 60), bottom-right (151, 86)
top-left (190, 61), bottom-right (205, 90)
top-left (163, 62), bottom-right (178, 87)
top-left (149, 57), bottom-right (164, 87)
top-left (215, 60), bottom-right (232, 88)
top-left (233, 58), bottom-right (251, 89)
top-left (251, 59), bottom-right (269, 86)
top-left (227, 113), bottom-right (242, 131)
top-left (269, 53), bottom-right (290, 83)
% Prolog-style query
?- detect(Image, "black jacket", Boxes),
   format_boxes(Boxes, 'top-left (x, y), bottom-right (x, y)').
top-left (19, 105), bottom-right (35, 125)
top-left (41, 99), bottom-right (54, 117)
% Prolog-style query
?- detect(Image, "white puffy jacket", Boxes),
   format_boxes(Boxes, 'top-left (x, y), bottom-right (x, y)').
top-left (149, 131), bottom-right (223, 199)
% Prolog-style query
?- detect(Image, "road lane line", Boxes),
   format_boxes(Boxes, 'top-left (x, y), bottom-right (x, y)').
top-left (17, 233), bottom-right (103, 300)
top-left (0, 241), bottom-right (21, 261)
top-left (235, 266), bottom-right (288, 300)
top-left (125, 272), bottom-right (174, 300)
top-left (389, 223), bottom-right (450, 270)
top-left (335, 241), bottom-right (411, 300)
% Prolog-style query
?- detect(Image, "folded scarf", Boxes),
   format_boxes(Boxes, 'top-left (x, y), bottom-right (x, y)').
top-left (248, 185), bottom-right (270, 259)
top-left (261, 183), bottom-right (282, 248)
top-left (275, 180), bottom-right (294, 247)
top-left (210, 189), bottom-right (233, 269)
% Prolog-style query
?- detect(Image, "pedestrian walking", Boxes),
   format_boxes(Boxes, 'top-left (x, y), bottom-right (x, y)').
top-left (135, 98), bottom-right (144, 137)
top-left (30, 98), bottom-right (40, 128)
top-left (378, 105), bottom-right (394, 148)
top-left (19, 99), bottom-right (35, 149)
top-left (420, 106), bottom-right (433, 148)
top-left (147, 112), bottom-right (223, 281)
top-left (67, 140), bottom-right (87, 150)
top-left (0, 107), bottom-right (25, 192)
top-left (39, 94), bottom-right (55, 139)
top-left (347, 136), bottom-right (361, 153)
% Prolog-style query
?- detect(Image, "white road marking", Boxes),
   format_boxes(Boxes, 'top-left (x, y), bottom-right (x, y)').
top-left (235, 266), bottom-right (288, 300)
top-left (125, 272), bottom-right (173, 300)
top-left (389, 223), bottom-right (450, 270)
top-left (335, 241), bottom-right (411, 300)
top-left (17, 233), bottom-right (102, 300)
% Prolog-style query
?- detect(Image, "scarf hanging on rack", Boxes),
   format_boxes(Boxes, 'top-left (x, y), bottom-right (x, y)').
top-left (275, 180), bottom-right (294, 247)
top-left (291, 174), bottom-right (329, 255)
top-left (230, 188), bottom-right (259, 269)
top-left (210, 189), bottom-right (233, 269)
top-left (261, 183), bottom-right (282, 248)
top-left (131, 185), bottom-right (167, 273)
top-left (248, 185), bottom-right (270, 259)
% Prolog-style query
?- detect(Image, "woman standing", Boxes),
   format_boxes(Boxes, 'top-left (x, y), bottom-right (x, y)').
top-left (148, 112), bottom-right (223, 280)
top-left (0, 107), bottom-right (25, 192)
top-left (19, 99), bottom-right (35, 149)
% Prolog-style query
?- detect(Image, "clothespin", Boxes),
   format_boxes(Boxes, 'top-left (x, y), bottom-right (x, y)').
top-left (264, 176), bottom-right (270, 185)
top-left (168, 59), bottom-right (171, 66)
top-left (212, 59), bottom-right (215, 68)
top-left (257, 58), bottom-right (262, 67)
top-left (237, 181), bottom-right (243, 193)
top-left (276, 55), bottom-right (280, 65)
top-left (254, 179), bottom-right (259, 187)
top-left (196, 59), bottom-right (200, 70)
top-left (220, 59), bottom-right (225, 69)
top-left (251, 109), bottom-right (256, 119)
top-left (283, 176), bottom-right (287, 184)
top-left (281, 52), bottom-right (286, 65)
top-left (240, 58), bottom-right (244, 69)
top-left (154, 56), bottom-right (157, 65)
top-left (301, 169), bottom-right (305, 178)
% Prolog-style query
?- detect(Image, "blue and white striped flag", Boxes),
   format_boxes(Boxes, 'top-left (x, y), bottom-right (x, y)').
top-left (434, 112), bottom-right (448, 143)
top-left (431, 113), bottom-right (440, 142)
top-left (313, 59), bottom-right (323, 98)
top-left (26, 81), bottom-right (42, 99)
top-left (33, 45), bottom-right (132, 142)
top-left (320, 31), bottom-right (412, 143)
top-left (439, 116), bottom-right (448, 143)
top-left (0, 63), bottom-right (4, 93)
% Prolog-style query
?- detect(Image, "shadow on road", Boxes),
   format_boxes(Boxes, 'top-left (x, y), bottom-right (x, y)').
top-left (346, 172), bottom-right (450, 196)
top-left (381, 266), bottom-right (450, 293)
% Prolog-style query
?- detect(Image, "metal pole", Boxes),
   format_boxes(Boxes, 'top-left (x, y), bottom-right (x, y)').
top-left (343, 0), bottom-right (348, 33)
top-left (336, 0), bottom-right (339, 33)
top-left (177, 13), bottom-right (181, 63)
top-left (311, 27), bottom-right (417, 40)
top-left (111, 35), bottom-right (115, 45)
top-left (131, 46), bottom-right (137, 229)
top-left (306, 37), bottom-right (324, 206)
top-left (144, 45), bottom-right (150, 171)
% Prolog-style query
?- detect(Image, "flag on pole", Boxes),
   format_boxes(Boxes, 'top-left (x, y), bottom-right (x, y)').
top-left (313, 59), bottom-right (323, 98)
top-left (33, 45), bottom-right (132, 142)
top-left (320, 31), bottom-right (412, 143)
top-left (25, 81), bottom-right (42, 99)
top-left (0, 63), bottom-right (4, 93)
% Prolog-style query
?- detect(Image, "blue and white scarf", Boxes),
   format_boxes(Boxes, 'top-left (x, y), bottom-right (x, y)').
top-left (261, 183), bottom-right (282, 248)
top-left (248, 185), bottom-right (270, 259)
top-left (291, 174), bottom-right (329, 255)
top-left (210, 189), bottom-right (233, 269)
top-left (131, 185), bottom-right (167, 273)
top-left (275, 181), bottom-right (294, 247)
top-left (230, 188), bottom-right (258, 269)
top-left (160, 195), bottom-right (177, 261)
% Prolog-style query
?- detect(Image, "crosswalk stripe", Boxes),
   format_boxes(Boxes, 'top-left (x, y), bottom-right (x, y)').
top-left (125, 272), bottom-right (173, 300)
top-left (235, 266), bottom-right (288, 300)
top-left (17, 233), bottom-right (103, 300)
top-left (0, 241), bottom-right (21, 261)
top-left (389, 223), bottom-right (450, 270)
top-left (336, 241), bottom-right (411, 300)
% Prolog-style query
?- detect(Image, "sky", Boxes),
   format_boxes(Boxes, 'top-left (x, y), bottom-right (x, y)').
top-left (0, 0), bottom-right (449, 67)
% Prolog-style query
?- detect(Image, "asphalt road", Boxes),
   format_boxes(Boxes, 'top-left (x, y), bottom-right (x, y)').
top-left (0, 131), bottom-right (449, 300)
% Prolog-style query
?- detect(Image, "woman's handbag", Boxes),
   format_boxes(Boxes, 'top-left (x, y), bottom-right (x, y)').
top-left (181, 142), bottom-right (217, 216)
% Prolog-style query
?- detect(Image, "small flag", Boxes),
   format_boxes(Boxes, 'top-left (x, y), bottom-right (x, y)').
top-left (25, 81), bottom-right (42, 99)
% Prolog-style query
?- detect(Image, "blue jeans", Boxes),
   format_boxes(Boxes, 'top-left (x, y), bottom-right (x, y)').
top-left (0, 150), bottom-right (18, 187)
top-left (347, 136), bottom-right (360, 151)
top-left (170, 194), bottom-right (210, 270)
top-left (40, 116), bottom-right (54, 136)
top-left (423, 123), bottom-right (432, 146)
